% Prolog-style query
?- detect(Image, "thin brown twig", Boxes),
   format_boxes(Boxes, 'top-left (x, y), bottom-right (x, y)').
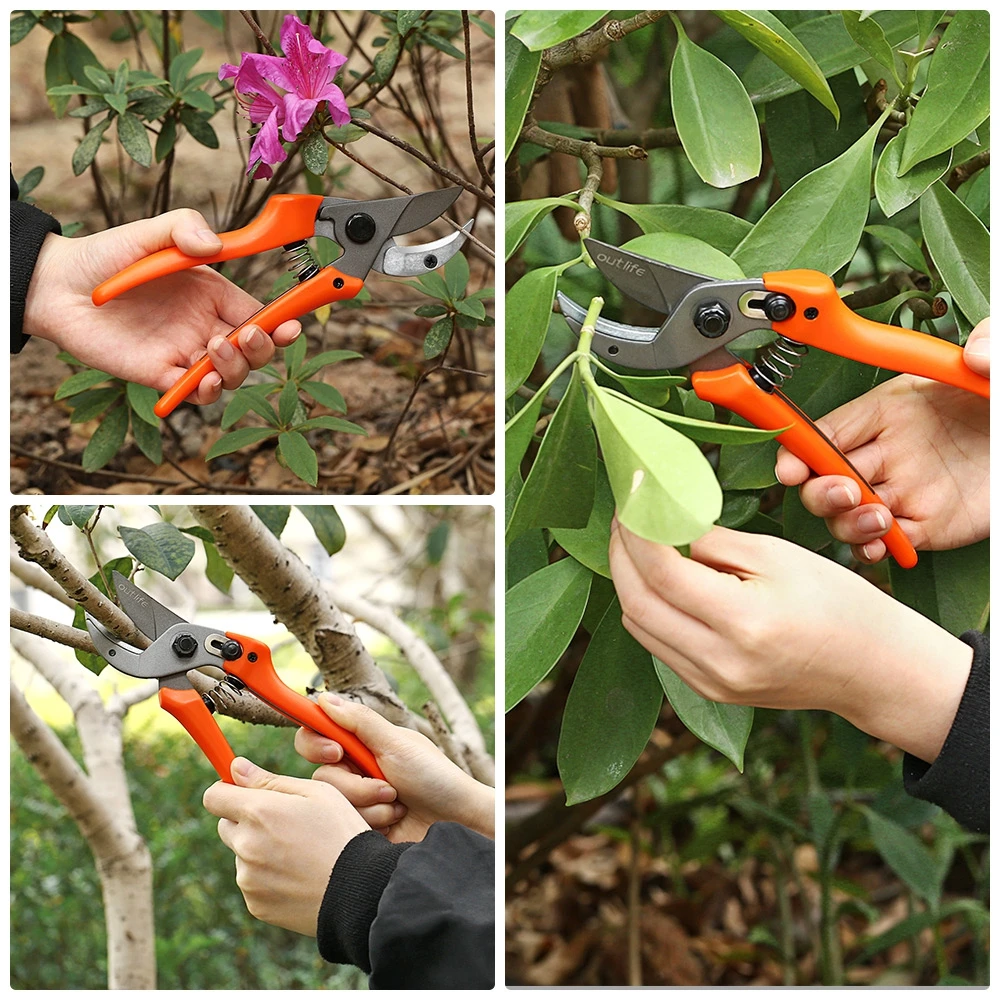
top-left (522, 122), bottom-right (647, 162)
top-left (240, 10), bottom-right (276, 56)
top-left (462, 12), bottom-right (493, 189)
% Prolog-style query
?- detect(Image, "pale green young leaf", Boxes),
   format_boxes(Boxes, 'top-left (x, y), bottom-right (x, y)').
top-left (504, 32), bottom-right (541, 160)
top-left (551, 460), bottom-right (615, 578)
top-left (511, 10), bottom-right (609, 51)
top-left (506, 197), bottom-right (581, 260)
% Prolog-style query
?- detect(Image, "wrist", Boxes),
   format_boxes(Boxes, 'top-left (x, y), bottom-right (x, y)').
top-left (23, 233), bottom-right (69, 343)
top-left (454, 779), bottom-right (495, 839)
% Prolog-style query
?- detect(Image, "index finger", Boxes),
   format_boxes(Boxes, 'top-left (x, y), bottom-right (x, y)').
top-left (202, 781), bottom-right (266, 822)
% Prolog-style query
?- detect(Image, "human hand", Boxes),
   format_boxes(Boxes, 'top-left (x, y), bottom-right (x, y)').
top-left (203, 757), bottom-right (369, 937)
top-left (775, 318), bottom-right (990, 562)
top-left (295, 694), bottom-right (494, 843)
top-left (22, 209), bottom-right (302, 406)
top-left (609, 522), bottom-right (972, 763)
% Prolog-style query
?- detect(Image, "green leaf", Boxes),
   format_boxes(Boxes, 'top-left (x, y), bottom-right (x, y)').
top-left (67, 387), bottom-right (123, 423)
top-left (504, 32), bottom-right (541, 160)
top-left (857, 901), bottom-right (977, 962)
top-left (45, 34), bottom-right (74, 116)
top-left (125, 382), bottom-right (161, 425)
top-left (505, 260), bottom-right (574, 398)
top-left (17, 166), bottom-right (43, 197)
top-left (506, 557), bottom-right (593, 711)
top-left (116, 111), bottom-right (152, 167)
top-left (511, 10), bottom-right (609, 51)
top-left (920, 181), bottom-right (990, 326)
top-left (203, 540), bottom-right (234, 594)
top-left (874, 128), bottom-right (952, 218)
top-left (182, 87), bottom-right (215, 114)
top-left (915, 10), bottom-right (945, 48)
top-left (221, 385), bottom-right (279, 429)
top-left (426, 520), bottom-right (450, 565)
top-left (11, 13), bottom-right (38, 44)
top-left (251, 505), bottom-right (291, 538)
top-left (504, 391), bottom-right (545, 486)
top-left (600, 371), bottom-right (686, 407)
top-left (594, 194), bottom-right (752, 253)
top-left (654, 658), bottom-right (754, 771)
top-left (622, 232), bottom-right (745, 281)
top-left (506, 197), bottom-right (582, 260)
top-left (54, 368), bottom-right (113, 400)
top-left (396, 10), bottom-right (423, 35)
top-left (372, 32), bottom-right (401, 84)
top-left (889, 540), bottom-right (989, 638)
top-left (557, 599), bottom-right (663, 804)
top-left (589, 387), bottom-right (722, 546)
top-left (456, 297), bottom-right (486, 321)
top-left (444, 252), bottom-right (469, 300)
top-left (154, 115), bottom-right (177, 163)
top-left (324, 122), bottom-right (367, 144)
top-left (277, 380), bottom-right (301, 426)
top-left (71, 118), bottom-right (111, 175)
top-left (131, 411), bottom-right (162, 465)
top-left (59, 505), bottom-right (98, 528)
top-left (423, 317), bottom-right (453, 359)
top-left (179, 108), bottom-right (219, 148)
top-left (718, 490), bottom-right (761, 528)
top-left (83, 64), bottom-right (112, 93)
top-left (297, 506), bottom-right (346, 555)
top-left (507, 370), bottom-right (597, 540)
top-left (302, 380), bottom-right (346, 413)
top-left (119, 522), bottom-right (195, 580)
top-left (294, 416), bottom-right (365, 435)
top-left (551, 459), bottom-right (615, 578)
top-left (840, 11), bottom-right (900, 84)
top-left (168, 47), bottom-right (203, 91)
top-left (205, 426), bottom-right (277, 460)
top-left (715, 9), bottom-right (839, 123)
top-left (781, 484), bottom-right (833, 551)
top-left (423, 32), bottom-right (466, 60)
top-left (733, 115), bottom-right (882, 276)
top-left (863, 807), bottom-right (947, 907)
top-left (669, 15), bottom-right (761, 187)
top-left (863, 225), bottom-right (927, 275)
top-left (302, 131), bottom-right (329, 174)
top-left (898, 11), bottom-right (989, 174)
top-left (277, 431), bottom-right (318, 486)
top-left (81, 405), bottom-right (128, 471)
top-left (299, 349), bottom-right (362, 379)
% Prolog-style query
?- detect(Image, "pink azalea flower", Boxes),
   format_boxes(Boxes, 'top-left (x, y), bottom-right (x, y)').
top-left (219, 15), bottom-right (351, 178)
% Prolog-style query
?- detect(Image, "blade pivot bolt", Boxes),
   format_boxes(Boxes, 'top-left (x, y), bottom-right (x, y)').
top-left (694, 302), bottom-right (731, 339)
top-left (172, 633), bottom-right (199, 658)
top-left (345, 213), bottom-right (376, 243)
top-left (423, 254), bottom-right (438, 269)
top-left (219, 639), bottom-right (243, 661)
top-left (763, 293), bottom-right (796, 322)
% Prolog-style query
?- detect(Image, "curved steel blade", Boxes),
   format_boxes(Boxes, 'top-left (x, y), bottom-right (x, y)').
top-left (376, 220), bottom-right (473, 276)
top-left (556, 291), bottom-right (659, 343)
top-left (112, 570), bottom-right (186, 641)
top-left (85, 615), bottom-right (145, 675)
top-left (390, 187), bottom-right (461, 236)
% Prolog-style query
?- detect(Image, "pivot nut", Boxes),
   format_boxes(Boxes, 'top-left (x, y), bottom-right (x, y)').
top-left (763, 293), bottom-right (795, 323)
top-left (694, 301), bottom-right (731, 339)
top-left (171, 633), bottom-right (199, 658)
top-left (219, 639), bottom-right (243, 662)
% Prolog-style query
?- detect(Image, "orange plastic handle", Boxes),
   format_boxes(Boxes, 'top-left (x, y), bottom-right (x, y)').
top-left (92, 195), bottom-right (325, 305)
top-left (223, 633), bottom-right (386, 781)
top-left (152, 266), bottom-right (364, 418)
top-left (159, 687), bottom-right (237, 783)
top-left (692, 363), bottom-right (918, 568)
top-left (763, 270), bottom-right (990, 400)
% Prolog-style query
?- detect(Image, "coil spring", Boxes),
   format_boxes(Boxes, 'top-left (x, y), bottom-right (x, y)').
top-left (752, 334), bottom-right (809, 390)
top-left (283, 240), bottom-right (320, 282)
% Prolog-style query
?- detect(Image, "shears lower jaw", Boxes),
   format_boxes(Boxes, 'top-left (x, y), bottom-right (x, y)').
top-left (376, 219), bottom-right (474, 277)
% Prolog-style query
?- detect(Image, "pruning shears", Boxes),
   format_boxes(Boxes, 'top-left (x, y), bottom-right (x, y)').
top-left (85, 571), bottom-right (384, 781)
top-left (558, 238), bottom-right (991, 569)
top-left (92, 189), bottom-right (473, 418)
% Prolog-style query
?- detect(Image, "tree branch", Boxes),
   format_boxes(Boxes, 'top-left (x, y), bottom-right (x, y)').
top-left (11, 552), bottom-right (77, 608)
top-left (948, 150), bottom-right (990, 191)
top-left (545, 11), bottom-right (670, 71)
top-left (11, 610), bottom-right (99, 654)
top-left (523, 123), bottom-right (647, 162)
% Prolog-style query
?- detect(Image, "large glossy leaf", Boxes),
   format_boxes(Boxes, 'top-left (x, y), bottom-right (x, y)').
top-left (741, 11), bottom-right (918, 105)
top-left (874, 128), bottom-right (952, 218)
top-left (505, 391), bottom-right (545, 486)
top-left (506, 528), bottom-right (549, 591)
top-left (551, 460), bottom-right (615, 578)
top-left (840, 11), bottom-right (900, 82)
top-left (505, 32), bottom-right (541, 160)
top-left (715, 9), bottom-right (839, 122)
top-left (558, 598), bottom-right (663, 804)
top-left (599, 371), bottom-right (686, 408)
top-left (506, 557), bottom-right (593, 710)
top-left (589, 386), bottom-right (722, 546)
top-left (654, 658), bottom-right (754, 771)
top-left (119, 522), bottom-right (195, 580)
top-left (511, 10), bottom-right (609, 51)
top-left (670, 15), bottom-right (761, 187)
top-left (733, 115), bottom-right (882, 276)
top-left (920, 182), bottom-right (990, 325)
top-left (507, 370), bottom-right (597, 539)
top-left (889, 540), bottom-right (990, 638)
top-left (622, 232), bottom-right (744, 281)
top-left (767, 70), bottom-right (868, 190)
top-left (898, 10), bottom-right (990, 174)
top-left (595, 195), bottom-right (752, 253)
top-left (505, 260), bottom-right (574, 398)
top-left (506, 196), bottom-right (581, 260)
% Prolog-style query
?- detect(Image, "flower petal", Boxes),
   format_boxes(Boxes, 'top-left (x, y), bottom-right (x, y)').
top-left (249, 109), bottom-right (288, 169)
top-left (281, 94), bottom-right (320, 141)
top-left (318, 84), bottom-right (351, 126)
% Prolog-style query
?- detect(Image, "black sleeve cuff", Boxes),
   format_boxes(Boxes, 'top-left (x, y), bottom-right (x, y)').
top-left (903, 631), bottom-right (989, 833)
top-left (315, 830), bottom-right (411, 971)
top-left (11, 197), bottom-right (62, 352)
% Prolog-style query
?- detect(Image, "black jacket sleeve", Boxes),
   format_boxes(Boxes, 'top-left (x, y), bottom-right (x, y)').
top-left (11, 172), bottom-right (62, 353)
top-left (316, 822), bottom-right (494, 988)
top-left (903, 631), bottom-right (989, 833)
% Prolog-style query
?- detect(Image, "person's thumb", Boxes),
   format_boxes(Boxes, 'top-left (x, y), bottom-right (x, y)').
top-left (230, 756), bottom-right (311, 796)
top-left (319, 694), bottom-right (402, 755)
top-left (105, 207), bottom-right (223, 266)
top-left (964, 317), bottom-right (990, 378)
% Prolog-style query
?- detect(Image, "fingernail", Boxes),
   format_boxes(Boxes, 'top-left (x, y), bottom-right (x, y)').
top-left (861, 544), bottom-right (876, 562)
top-left (829, 484), bottom-right (859, 508)
top-left (391, 803), bottom-right (408, 821)
top-left (244, 327), bottom-right (263, 350)
top-left (197, 227), bottom-right (222, 246)
top-left (211, 337), bottom-right (234, 361)
top-left (320, 743), bottom-right (343, 763)
top-left (321, 693), bottom-right (344, 707)
top-left (376, 785), bottom-right (397, 803)
top-left (232, 757), bottom-right (254, 778)
top-left (858, 510), bottom-right (887, 534)
top-left (206, 373), bottom-right (222, 391)
top-left (967, 339), bottom-right (990, 359)
top-left (288, 323), bottom-right (302, 340)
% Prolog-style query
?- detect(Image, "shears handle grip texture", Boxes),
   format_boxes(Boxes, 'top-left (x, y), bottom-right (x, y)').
top-left (152, 267), bottom-right (363, 418)
top-left (763, 270), bottom-right (990, 399)
top-left (693, 364), bottom-right (919, 567)
top-left (91, 195), bottom-right (325, 305)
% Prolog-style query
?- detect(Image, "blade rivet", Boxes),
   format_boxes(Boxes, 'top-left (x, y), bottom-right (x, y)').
top-left (423, 254), bottom-right (438, 269)
top-left (608, 344), bottom-right (620, 356)
top-left (345, 212), bottom-right (376, 243)
top-left (172, 633), bottom-right (199, 658)
top-left (333, 277), bottom-right (344, 289)
top-left (694, 301), bottom-right (731, 338)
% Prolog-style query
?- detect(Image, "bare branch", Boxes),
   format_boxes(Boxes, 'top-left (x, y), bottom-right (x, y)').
top-left (240, 10), bottom-right (277, 56)
top-left (186, 669), bottom-right (297, 729)
top-left (422, 699), bottom-right (469, 774)
top-left (948, 150), bottom-right (990, 191)
top-left (11, 610), bottom-right (99, 654)
top-left (545, 11), bottom-right (671, 70)
top-left (522, 123), bottom-right (647, 162)
top-left (11, 551), bottom-right (76, 608)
